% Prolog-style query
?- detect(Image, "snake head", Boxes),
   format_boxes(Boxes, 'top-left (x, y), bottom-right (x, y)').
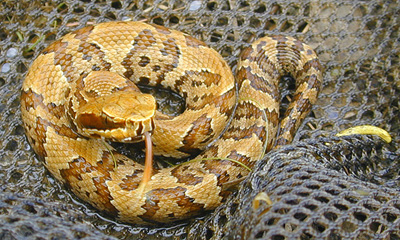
top-left (72, 72), bottom-right (157, 143)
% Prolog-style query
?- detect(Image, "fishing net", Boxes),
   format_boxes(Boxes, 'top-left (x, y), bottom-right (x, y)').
top-left (0, 0), bottom-right (399, 239)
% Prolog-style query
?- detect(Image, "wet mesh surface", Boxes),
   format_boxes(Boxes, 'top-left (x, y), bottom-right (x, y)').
top-left (188, 136), bottom-right (400, 239)
top-left (0, 0), bottom-right (399, 239)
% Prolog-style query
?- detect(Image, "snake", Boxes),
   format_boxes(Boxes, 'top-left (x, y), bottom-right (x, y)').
top-left (20, 21), bottom-right (322, 224)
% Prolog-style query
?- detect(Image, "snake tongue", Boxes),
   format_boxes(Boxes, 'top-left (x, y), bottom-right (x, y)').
top-left (141, 131), bottom-right (153, 186)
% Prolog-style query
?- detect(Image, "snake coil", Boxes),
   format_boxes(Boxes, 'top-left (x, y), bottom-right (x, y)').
top-left (21, 21), bottom-right (322, 224)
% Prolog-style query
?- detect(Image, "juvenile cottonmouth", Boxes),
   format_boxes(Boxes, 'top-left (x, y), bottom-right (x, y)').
top-left (20, 21), bottom-right (322, 224)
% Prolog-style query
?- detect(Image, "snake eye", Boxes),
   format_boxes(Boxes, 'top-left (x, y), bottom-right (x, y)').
top-left (76, 112), bottom-right (125, 130)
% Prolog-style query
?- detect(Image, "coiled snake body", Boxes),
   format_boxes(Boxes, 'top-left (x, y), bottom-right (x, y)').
top-left (21, 21), bottom-right (322, 224)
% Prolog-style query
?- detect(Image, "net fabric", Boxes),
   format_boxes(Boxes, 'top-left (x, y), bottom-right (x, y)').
top-left (0, 192), bottom-right (115, 240)
top-left (187, 136), bottom-right (400, 239)
top-left (0, 0), bottom-right (399, 239)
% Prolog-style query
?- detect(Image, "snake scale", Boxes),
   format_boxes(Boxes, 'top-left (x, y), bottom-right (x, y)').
top-left (20, 21), bottom-right (322, 224)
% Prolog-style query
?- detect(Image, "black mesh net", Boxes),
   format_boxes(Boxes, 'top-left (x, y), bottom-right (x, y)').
top-left (0, 0), bottom-right (399, 239)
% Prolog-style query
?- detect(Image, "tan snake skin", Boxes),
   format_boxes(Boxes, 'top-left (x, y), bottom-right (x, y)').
top-left (20, 21), bottom-right (322, 224)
